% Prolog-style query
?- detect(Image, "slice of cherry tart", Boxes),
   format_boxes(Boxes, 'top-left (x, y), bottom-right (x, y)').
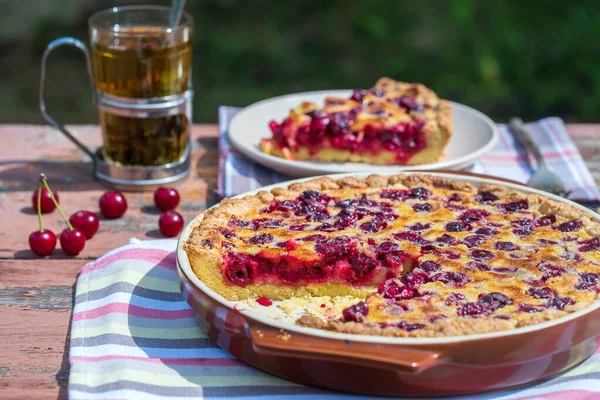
top-left (259, 77), bottom-right (452, 166)
top-left (183, 174), bottom-right (600, 337)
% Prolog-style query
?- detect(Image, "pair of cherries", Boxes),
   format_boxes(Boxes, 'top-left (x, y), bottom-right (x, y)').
top-left (28, 174), bottom-right (97, 257)
top-left (154, 188), bottom-right (185, 237)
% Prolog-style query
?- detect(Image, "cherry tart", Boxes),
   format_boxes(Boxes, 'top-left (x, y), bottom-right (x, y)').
top-left (183, 174), bottom-right (600, 337)
top-left (259, 78), bottom-right (452, 165)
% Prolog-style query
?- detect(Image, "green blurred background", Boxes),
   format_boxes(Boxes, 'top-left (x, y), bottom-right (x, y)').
top-left (1, 0), bottom-right (599, 124)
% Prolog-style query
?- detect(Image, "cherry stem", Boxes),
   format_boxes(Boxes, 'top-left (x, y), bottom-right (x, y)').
top-left (40, 173), bottom-right (73, 231)
top-left (37, 182), bottom-right (44, 233)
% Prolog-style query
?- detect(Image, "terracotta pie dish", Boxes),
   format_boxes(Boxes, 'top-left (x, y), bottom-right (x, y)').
top-left (176, 172), bottom-right (600, 397)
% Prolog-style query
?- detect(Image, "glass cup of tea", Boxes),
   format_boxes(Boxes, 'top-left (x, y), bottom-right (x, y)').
top-left (40, 6), bottom-right (194, 187)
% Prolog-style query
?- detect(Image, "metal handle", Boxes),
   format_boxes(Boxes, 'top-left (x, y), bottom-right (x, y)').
top-left (39, 37), bottom-right (97, 168)
top-left (508, 118), bottom-right (546, 168)
top-left (250, 327), bottom-right (441, 374)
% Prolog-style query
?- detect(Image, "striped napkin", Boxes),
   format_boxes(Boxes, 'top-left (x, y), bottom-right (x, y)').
top-left (69, 238), bottom-right (600, 399)
top-left (218, 106), bottom-right (600, 203)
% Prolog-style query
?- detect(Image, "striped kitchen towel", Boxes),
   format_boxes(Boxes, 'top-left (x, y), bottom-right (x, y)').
top-left (69, 238), bottom-right (600, 399)
top-left (218, 106), bottom-right (600, 202)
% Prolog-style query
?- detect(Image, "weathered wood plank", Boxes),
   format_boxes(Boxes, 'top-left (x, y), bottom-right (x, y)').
top-left (0, 260), bottom-right (81, 288)
top-left (0, 305), bottom-right (72, 399)
top-left (0, 259), bottom-right (78, 399)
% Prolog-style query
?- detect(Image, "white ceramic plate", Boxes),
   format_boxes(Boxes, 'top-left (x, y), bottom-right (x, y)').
top-left (228, 90), bottom-right (499, 177)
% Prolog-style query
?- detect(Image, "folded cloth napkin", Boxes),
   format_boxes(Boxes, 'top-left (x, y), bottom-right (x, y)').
top-left (218, 106), bottom-right (600, 202)
top-left (69, 239), bottom-right (600, 399)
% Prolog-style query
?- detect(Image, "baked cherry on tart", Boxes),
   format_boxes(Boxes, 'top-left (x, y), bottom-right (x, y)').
top-left (259, 78), bottom-right (452, 166)
top-left (183, 174), bottom-right (600, 337)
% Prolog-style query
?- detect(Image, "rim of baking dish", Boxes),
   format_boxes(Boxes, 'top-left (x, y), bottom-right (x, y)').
top-left (177, 172), bottom-right (600, 345)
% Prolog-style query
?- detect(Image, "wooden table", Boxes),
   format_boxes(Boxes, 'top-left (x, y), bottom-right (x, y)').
top-left (0, 124), bottom-right (598, 399)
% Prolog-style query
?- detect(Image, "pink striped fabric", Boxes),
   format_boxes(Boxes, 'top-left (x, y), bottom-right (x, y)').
top-left (70, 239), bottom-right (600, 399)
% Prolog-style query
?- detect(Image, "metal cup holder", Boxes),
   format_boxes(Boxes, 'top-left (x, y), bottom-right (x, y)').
top-left (39, 37), bottom-right (193, 191)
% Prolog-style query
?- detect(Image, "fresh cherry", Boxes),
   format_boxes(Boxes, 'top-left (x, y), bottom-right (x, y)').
top-left (154, 187), bottom-right (180, 211)
top-left (29, 230), bottom-right (57, 256)
top-left (256, 297), bottom-right (273, 306)
top-left (69, 210), bottom-right (100, 239)
top-left (159, 210), bottom-right (184, 237)
top-left (30, 173), bottom-right (86, 257)
top-left (99, 191), bottom-right (127, 219)
top-left (60, 228), bottom-right (86, 256)
top-left (32, 187), bottom-right (58, 213)
top-left (29, 174), bottom-right (61, 256)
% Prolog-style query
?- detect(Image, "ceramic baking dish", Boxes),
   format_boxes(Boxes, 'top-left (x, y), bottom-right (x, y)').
top-left (176, 171), bottom-right (600, 397)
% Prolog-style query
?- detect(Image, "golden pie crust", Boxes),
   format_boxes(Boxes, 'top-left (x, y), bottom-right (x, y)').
top-left (184, 174), bottom-right (600, 337)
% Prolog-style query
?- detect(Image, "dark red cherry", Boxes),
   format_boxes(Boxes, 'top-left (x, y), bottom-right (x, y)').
top-left (409, 222), bottom-right (431, 231)
top-left (469, 249), bottom-right (494, 261)
top-left (445, 292), bottom-right (466, 305)
top-left (478, 292), bottom-right (512, 309)
top-left (60, 228), bottom-right (86, 256)
top-left (409, 187), bottom-right (431, 200)
top-left (154, 187), bottom-right (180, 211)
top-left (556, 220), bottom-right (582, 232)
top-left (526, 287), bottom-right (555, 299)
top-left (419, 260), bottom-right (441, 273)
top-left (396, 321), bottom-right (425, 331)
top-left (430, 271), bottom-right (470, 287)
top-left (458, 302), bottom-right (491, 318)
top-left (377, 241), bottom-right (399, 253)
top-left (29, 230), bottom-right (57, 256)
top-left (579, 238), bottom-right (600, 252)
top-left (580, 272), bottom-right (600, 283)
top-left (467, 261), bottom-right (491, 271)
top-left (459, 209), bottom-right (490, 222)
top-left (413, 203), bottom-right (433, 212)
top-left (225, 253), bottom-right (255, 285)
top-left (474, 191), bottom-right (499, 204)
top-left (518, 303), bottom-right (544, 313)
top-left (494, 241), bottom-right (516, 251)
top-left (536, 215), bottom-right (556, 227)
top-left (342, 301), bottom-right (369, 322)
top-left (380, 189), bottom-right (408, 201)
top-left (69, 210), bottom-right (100, 239)
top-left (447, 193), bottom-right (462, 202)
top-left (255, 297), bottom-right (273, 306)
top-left (475, 227), bottom-right (499, 236)
top-left (445, 221), bottom-right (472, 232)
top-left (360, 218), bottom-right (388, 233)
top-left (498, 199), bottom-right (528, 213)
top-left (402, 270), bottom-right (429, 287)
top-left (378, 280), bottom-right (416, 299)
top-left (245, 233), bottom-right (273, 244)
top-left (350, 89), bottom-right (367, 103)
top-left (463, 235), bottom-right (486, 248)
top-left (546, 296), bottom-right (574, 310)
top-left (99, 191), bottom-right (128, 219)
top-left (393, 231), bottom-right (430, 245)
top-left (435, 234), bottom-right (458, 246)
top-left (159, 210), bottom-right (185, 237)
top-left (32, 187), bottom-right (58, 213)
top-left (302, 234), bottom-right (327, 243)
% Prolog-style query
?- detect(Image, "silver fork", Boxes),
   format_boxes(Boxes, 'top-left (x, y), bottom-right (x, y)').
top-left (508, 118), bottom-right (569, 196)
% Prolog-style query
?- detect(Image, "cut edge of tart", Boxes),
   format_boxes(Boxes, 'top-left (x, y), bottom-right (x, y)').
top-left (183, 173), bottom-right (600, 338)
top-left (259, 77), bottom-right (452, 166)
